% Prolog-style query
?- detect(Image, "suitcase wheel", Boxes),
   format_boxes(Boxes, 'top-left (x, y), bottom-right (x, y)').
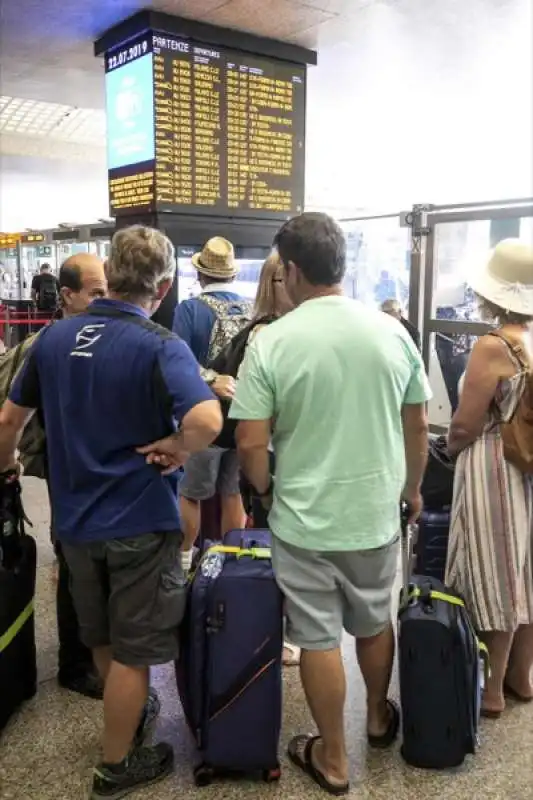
top-left (263, 766), bottom-right (281, 783)
top-left (193, 763), bottom-right (215, 787)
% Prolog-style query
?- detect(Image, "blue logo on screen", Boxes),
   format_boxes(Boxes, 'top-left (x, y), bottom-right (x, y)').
top-left (105, 53), bottom-right (155, 170)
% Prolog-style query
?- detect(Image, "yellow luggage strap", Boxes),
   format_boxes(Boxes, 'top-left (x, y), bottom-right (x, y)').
top-left (407, 586), bottom-right (490, 674)
top-left (188, 544), bottom-right (272, 582)
top-left (0, 600), bottom-right (34, 654)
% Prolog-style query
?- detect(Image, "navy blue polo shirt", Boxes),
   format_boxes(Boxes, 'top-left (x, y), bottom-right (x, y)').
top-left (173, 288), bottom-right (244, 366)
top-left (9, 299), bottom-right (214, 544)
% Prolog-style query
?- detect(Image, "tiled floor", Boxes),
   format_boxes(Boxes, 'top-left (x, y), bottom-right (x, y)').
top-left (1, 478), bottom-right (532, 799)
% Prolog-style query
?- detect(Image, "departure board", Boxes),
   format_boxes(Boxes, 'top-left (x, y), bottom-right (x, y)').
top-left (105, 32), bottom-right (306, 219)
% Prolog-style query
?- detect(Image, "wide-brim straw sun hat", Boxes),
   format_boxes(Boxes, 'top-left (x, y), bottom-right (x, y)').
top-left (469, 238), bottom-right (533, 316)
top-left (191, 237), bottom-right (237, 280)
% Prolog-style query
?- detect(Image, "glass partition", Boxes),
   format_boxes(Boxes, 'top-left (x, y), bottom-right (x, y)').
top-left (427, 332), bottom-right (479, 428)
top-left (0, 247), bottom-right (19, 299)
top-left (431, 215), bottom-right (533, 321)
top-left (340, 216), bottom-right (410, 310)
top-left (418, 198), bottom-right (533, 431)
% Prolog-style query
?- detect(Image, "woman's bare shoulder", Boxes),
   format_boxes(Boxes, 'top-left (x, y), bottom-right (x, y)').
top-left (470, 333), bottom-right (518, 376)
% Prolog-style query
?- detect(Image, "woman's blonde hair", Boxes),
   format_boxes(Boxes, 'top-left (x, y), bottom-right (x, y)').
top-left (253, 252), bottom-right (286, 320)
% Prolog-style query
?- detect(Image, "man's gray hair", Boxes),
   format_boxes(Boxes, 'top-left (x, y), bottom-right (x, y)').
top-left (107, 225), bottom-right (175, 299)
top-left (381, 298), bottom-right (402, 315)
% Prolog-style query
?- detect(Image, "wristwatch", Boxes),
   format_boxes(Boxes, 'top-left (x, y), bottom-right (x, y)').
top-left (202, 368), bottom-right (218, 386)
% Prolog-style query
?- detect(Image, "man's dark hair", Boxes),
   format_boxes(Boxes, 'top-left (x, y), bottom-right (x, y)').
top-left (273, 212), bottom-right (346, 286)
top-left (59, 263), bottom-right (82, 292)
top-left (40, 262), bottom-right (51, 272)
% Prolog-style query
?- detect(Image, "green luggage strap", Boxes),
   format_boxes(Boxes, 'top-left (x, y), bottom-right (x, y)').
top-left (406, 585), bottom-right (490, 676)
top-left (0, 600), bottom-right (34, 654)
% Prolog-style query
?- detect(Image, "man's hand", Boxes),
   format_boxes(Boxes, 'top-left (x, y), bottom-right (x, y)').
top-left (211, 375), bottom-right (236, 400)
top-left (137, 436), bottom-right (190, 476)
top-left (402, 487), bottom-right (423, 524)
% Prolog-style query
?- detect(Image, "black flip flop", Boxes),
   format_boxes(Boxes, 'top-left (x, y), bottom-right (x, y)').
top-left (287, 735), bottom-right (350, 796)
top-left (367, 699), bottom-right (400, 749)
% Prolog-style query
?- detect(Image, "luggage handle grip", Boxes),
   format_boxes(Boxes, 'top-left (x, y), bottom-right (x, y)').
top-left (208, 544), bottom-right (271, 560)
top-left (237, 547), bottom-right (271, 560)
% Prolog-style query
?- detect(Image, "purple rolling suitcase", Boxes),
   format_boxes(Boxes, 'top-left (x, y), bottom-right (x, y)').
top-left (176, 529), bottom-right (284, 786)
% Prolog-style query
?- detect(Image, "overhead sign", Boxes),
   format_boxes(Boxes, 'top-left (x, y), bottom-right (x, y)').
top-left (104, 31), bottom-right (306, 220)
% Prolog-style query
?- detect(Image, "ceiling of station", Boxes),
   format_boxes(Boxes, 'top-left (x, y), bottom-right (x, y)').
top-left (0, 0), bottom-right (529, 188)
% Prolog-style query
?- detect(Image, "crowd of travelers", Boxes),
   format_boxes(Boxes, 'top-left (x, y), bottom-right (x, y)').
top-left (0, 214), bottom-right (531, 799)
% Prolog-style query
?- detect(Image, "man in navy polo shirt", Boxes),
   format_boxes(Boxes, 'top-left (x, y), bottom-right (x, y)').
top-left (172, 236), bottom-right (250, 555)
top-left (0, 226), bottom-right (222, 799)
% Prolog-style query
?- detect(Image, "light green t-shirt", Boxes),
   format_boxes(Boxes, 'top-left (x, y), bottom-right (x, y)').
top-left (229, 296), bottom-right (432, 551)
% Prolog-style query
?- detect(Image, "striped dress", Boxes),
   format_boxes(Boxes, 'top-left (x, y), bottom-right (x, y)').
top-left (445, 356), bottom-right (533, 632)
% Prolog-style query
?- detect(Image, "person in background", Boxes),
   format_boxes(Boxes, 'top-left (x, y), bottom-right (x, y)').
top-left (230, 213), bottom-right (431, 795)
top-left (381, 298), bottom-right (421, 350)
top-left (2, 253), bottom-right (107, 699)
top-left (31, 263), bottom-right (60, 311)
top-left (0, 226), bottom-right (222, 799)
top-left (236, 252), bottom-right (300, 667)
top-left (172, 237), bottom-right (249, 562)
top-left (51, 255), bottom-right (108, 697)
top-left (447, 239), bottom-right (533, 718)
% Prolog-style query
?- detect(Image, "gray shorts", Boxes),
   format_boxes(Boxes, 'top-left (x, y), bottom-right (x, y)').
top-left (272, 535), bottom-right (399, 650)
top-left (62, 531), bottom-right (186, 667)
top-left (179, 448), bottom-right (240, 501)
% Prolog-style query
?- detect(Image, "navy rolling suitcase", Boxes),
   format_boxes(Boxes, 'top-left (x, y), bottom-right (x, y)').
top-left (398, 506), bottom-right (488, 769)
top-left (414, 510), bottom-right (450, 582)
top-left (0, 478), bottom-right (37, 735)
top-left (176, 529), bottom-right (284, 786)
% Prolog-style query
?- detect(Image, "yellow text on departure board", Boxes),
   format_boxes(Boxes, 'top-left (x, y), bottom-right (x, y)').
top-left (109, 171), bottom-right (155, 210)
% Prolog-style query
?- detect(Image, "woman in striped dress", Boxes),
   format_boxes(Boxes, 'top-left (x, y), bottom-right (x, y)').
top-left (446, 239), bottom-right (533, 718)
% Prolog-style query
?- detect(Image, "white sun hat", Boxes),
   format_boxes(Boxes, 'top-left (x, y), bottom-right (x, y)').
top-left (469, 238), bottom-right (533, 316)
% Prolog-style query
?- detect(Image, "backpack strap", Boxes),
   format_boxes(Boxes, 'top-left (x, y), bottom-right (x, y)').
top-left (489, 330), bottom-right (530, 371)
top-left (197, 294), bottom-right (252, 316)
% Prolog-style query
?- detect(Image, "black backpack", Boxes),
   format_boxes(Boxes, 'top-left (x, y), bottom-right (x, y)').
top-left (420, 435), bottom-right (455, 510)
top-left (37, 274), bottom-right (59, 311)
top-left (209, 316), bottom-right (275, 450)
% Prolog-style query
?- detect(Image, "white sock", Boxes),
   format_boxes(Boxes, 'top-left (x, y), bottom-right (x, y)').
top-left (181, 549), bottom-right (193, 572)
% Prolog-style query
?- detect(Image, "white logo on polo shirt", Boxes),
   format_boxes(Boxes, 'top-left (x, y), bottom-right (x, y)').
top-left (71, 324), bottom-right (106, 358)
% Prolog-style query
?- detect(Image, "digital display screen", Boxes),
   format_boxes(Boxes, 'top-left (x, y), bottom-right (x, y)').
top-left (105, 32), bottom-right (306, 219)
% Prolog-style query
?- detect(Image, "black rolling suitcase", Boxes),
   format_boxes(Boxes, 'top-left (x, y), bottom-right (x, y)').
top-left (398, 505), bottom-right (488, 769)
top-left (0, 476), bottom-right (37, 735)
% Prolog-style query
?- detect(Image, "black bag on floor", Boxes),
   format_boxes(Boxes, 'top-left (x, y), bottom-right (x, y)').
top-left (398, 505), bottom-right (488, 769)
top-left (0, 475), bottom-right (37, 735)
top-left (414, 509), bottom-right (451, 583)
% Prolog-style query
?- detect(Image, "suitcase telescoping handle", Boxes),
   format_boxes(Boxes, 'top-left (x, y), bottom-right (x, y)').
top-left (400, 501), bottom-right (417, 600)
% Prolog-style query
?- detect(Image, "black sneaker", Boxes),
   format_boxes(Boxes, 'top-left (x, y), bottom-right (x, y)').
top-left (90, 742), bottom-right (174, 799)
top-left (133, 688), bottom-right (161, 747)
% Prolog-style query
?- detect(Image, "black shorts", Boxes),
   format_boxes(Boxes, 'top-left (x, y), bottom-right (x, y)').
top-left (62, 531), bottom-right (186, 667)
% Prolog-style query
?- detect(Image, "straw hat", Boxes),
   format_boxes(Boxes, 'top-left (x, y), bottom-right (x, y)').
top-left (470, 239), bottom-right (533, 316)
top-left (192, 237), bottom-right (237, 280)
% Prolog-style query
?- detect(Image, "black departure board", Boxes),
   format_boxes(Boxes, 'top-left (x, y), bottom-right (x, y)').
top-left (105, 32), bottom-right (306, 219)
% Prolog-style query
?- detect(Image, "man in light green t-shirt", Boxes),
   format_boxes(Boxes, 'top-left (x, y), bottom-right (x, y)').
top-left (230, 212), bottom-right (431, 795)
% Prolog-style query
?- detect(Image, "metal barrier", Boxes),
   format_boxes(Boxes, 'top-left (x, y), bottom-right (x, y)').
top-left (0, 305), bottom-right (54, 349)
